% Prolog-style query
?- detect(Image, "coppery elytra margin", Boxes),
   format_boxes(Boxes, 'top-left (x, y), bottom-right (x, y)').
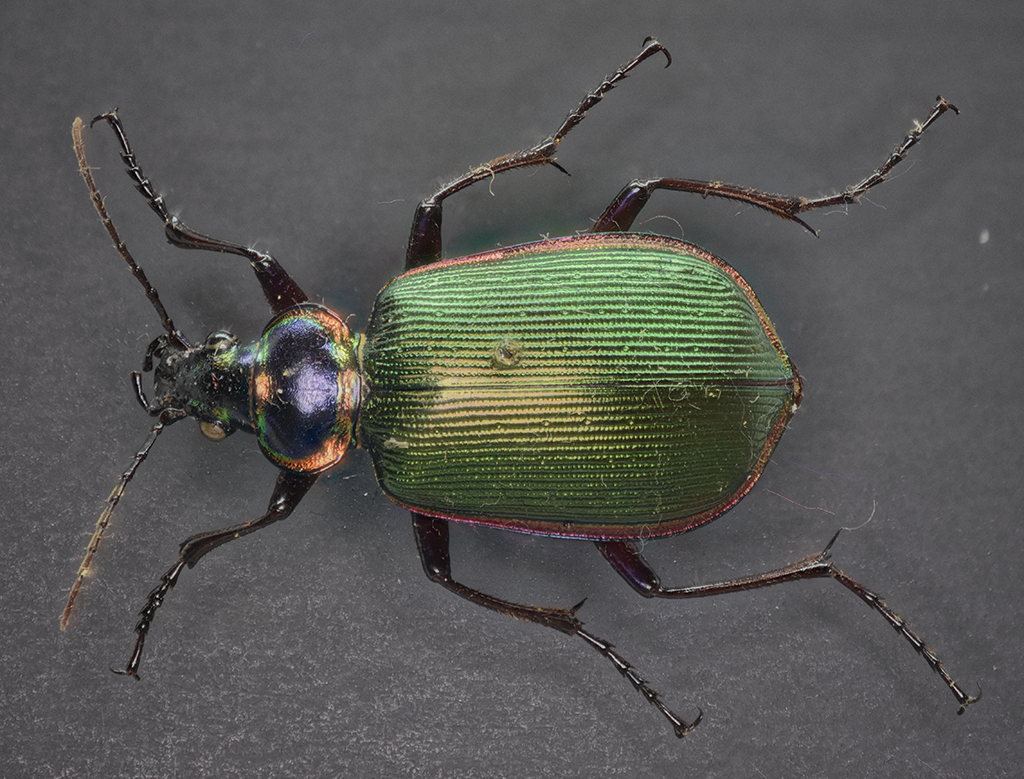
top-left (65, 37), bottom-right (976, 738)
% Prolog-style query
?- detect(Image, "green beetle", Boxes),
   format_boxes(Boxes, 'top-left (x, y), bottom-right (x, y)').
top-left (361, 233), bottom-right (798, 536)
top-left (67, 38), bottom-right (973, 738)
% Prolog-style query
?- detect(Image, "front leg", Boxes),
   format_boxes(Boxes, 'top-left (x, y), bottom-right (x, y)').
top-left (90, 111), bottom-right (308, 314)
top-left (115, 470), bottom-right (318, 679)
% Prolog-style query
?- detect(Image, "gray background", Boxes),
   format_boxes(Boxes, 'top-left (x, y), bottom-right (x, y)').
top-left (3, 2), bottom-right (1019, 777)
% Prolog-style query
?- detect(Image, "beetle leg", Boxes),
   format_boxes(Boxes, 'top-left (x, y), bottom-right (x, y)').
top-left (413, 512), bottom-right (581, 633)
top-left (596, 532), bottom-right (979, 714)
top-left (88, 111), bottom-right (307, 315)
top-left (591, 96), bottom-right (958, 235)
top-left (405, 37), bottom-right (671, 269)
top-left (114, 470), bottom-right (317, 679)
top-left (412, 512), bottom-right (701, 737)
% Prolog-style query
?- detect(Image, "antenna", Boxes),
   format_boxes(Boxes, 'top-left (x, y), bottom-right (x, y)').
top-left (61, 420), bottom-right (169, 629)
top-left (63, 117), bottom-right (186, 628)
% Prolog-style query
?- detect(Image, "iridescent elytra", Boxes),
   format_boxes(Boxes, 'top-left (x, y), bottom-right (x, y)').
top-left (65, 37), bottom-right (975, 738)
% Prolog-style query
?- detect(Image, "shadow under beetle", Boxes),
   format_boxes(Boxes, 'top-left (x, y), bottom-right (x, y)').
top-left (66, 38), bottom-right (976, 737)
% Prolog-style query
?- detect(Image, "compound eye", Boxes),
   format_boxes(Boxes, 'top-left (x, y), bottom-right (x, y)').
top-left (199, 420), bottom-right (230, 441)
top-left (204, 331), bottom-right (237, 354)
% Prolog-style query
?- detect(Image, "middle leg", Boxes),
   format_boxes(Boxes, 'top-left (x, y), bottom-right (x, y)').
top-left (405, 37), bottom-right (672, 269)
top-left (412, 511), bottom-right (701, 737)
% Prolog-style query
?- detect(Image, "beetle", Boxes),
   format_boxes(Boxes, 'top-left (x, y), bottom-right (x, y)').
top-left (65, 38), bottom-right (975, 737)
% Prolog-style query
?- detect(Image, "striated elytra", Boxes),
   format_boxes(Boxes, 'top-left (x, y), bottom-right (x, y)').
top-left (361, 233), bottom-right (798, 536)
top-left (65, 37), bottom-right (975, 738)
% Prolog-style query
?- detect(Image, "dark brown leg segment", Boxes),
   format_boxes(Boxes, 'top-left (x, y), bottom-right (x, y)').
top-left (591, 97), bottom-right (958, 234)
top-left (412, 512), bottom-right (701, 737)
top-left (115, 470), bottom-right (318, 679)
top-left (89, 111), bottom-right (308, 314)
top-left (596, 530), bottom-right (978, 714)
top-left (405, 37), bottom-right (671, 269)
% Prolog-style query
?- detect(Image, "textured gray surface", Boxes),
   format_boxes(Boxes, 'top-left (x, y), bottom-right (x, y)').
top-left (2, 2), bottom-right (1018, 777)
